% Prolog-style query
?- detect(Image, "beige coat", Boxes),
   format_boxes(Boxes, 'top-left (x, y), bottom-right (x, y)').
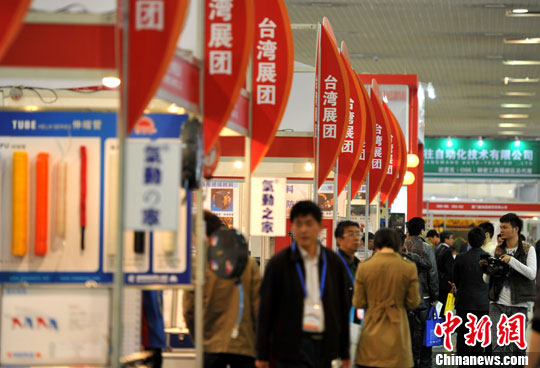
top-left (353, 252), bottom-right (421, 367)
top-left (183, 257), bottom-right (261, 357)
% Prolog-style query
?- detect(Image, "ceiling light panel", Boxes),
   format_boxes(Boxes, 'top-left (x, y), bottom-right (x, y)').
top-left (499, 114), bottom-right (529, 119)
top-left (500, 103), bottom-right (533, 108)
top-left (498, 123), bottom-right (527, 128)
top-left (504, 37), bottom-right (540, 44)
top-left (502, 91), bottom-right (536, 96)
top-left (503, 60), bottom-right (540, 65)
top-left (506, 10), bottom-right (540, 17)
top-left (499, 131), bottom-right (525, 135)
top-left (504, 77), bottom-right (539, 84)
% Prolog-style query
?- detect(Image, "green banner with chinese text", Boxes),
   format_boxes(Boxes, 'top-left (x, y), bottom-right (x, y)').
top-left (424, 138), bottom-right (540, 178)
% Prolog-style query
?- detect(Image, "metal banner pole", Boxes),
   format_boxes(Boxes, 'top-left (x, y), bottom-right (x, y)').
top-left (364, 173), bottom-right (370, 260)
top-left (244, 57), bottom-right (253, 241)
top-left (313, 24), bottom-right (321, 202)
top-left (375, 193), bottom-right (380, 231)
top-left (111, 1), bottom-right (128, 366)
top-left (332, 160), bottom-right (338, 251)
top-left (347, 178), bottom-right (352, 220)
top-left (195, 1), bottom-right (206, 367)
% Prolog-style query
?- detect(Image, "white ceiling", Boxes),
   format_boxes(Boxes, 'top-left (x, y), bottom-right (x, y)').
top-left (285, 0), bottom-right (540, 139)
top-left (11, 0), bottom-right (540, 139)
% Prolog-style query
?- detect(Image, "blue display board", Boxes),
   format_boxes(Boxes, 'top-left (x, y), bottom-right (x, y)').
top-left (0, 112), bottom-right (191, 285)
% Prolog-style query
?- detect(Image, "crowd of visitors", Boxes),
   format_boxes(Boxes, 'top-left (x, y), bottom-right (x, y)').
top-left (182, 201), bottom-right (540, 368)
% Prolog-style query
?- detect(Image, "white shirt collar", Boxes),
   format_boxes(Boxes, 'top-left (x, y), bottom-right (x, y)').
top-left (298, 244), bottom-right (321, 261)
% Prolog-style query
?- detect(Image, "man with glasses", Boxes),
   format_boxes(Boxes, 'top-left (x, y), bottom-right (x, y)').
top-left (335, 221), bottom-right (362, 299)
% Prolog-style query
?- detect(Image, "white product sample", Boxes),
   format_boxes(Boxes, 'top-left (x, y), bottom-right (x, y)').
top-left (106, 151), bottom-right (119, 256)
top-left (157, 231), bottom-right (176, 254)
top-left (55, 160), bottom-right (67, 238)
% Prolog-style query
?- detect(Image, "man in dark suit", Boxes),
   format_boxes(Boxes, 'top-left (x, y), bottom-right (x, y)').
top-left (454, 227), bottom-right (490, 357)
top-left (256, 201), bottom-right (351, 368)
top-left (436, 231), bottom-right (455, 306)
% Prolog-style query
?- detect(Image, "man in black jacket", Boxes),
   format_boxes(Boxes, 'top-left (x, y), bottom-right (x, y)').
top-left (256, 201), bottom-right (351, 368)
top-left (405, 217), bottom-right (439, 368)
top-left (436, 231), bottom-right (455, 306)
top-left (454, 227), bottom-right (490, 357)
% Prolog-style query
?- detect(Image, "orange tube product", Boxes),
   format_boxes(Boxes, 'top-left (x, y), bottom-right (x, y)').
top-left (35, 153), bottom-right (50, 256)
top-left (12, 151), bottom-right (28, 256)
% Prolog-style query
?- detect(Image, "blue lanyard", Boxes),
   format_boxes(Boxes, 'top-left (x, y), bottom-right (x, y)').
top-left (337, 251), bottom-right (357, 323)
top-left (337, 251), bottom-right (355, 284)
top-left (291, 242), bottom-right (327, 298)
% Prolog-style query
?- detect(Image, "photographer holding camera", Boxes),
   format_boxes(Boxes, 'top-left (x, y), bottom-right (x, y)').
top-left (481, 213), bottom-right (537, 361)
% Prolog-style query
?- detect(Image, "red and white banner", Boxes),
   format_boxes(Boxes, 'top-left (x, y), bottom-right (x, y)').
top-left (380, 103), bottom-right (400, 204)
top-left (0, 0), bottom-right (31, 62)
top-left (204, 0), bottom-right (254, 153)
top-left (383, 108), bottom-right (404, 205)
top-left (349, 80), bottom-right (375, 197)
top-left (117, 0), bottom-right (190, 134)
top-left (315, 18), bottom-right (350, 189)
top-left (251, 0), bottom-right (294, 172)
top-left (388, 118), bottom-right (407, 207)
top-left (368, 83), bottom-right (391, 204)
top-left (336, 41), bottom-right (366, 195)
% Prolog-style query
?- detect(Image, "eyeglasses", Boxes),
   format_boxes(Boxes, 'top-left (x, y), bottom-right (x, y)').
top-left (343, 232), bottom-right (362, 238)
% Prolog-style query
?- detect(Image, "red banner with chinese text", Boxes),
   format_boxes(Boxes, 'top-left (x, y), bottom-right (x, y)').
top-left (349, 80), bottom-right (376, 197)
top-left (251, 0), bottom-right (294, 172)
top-left (204, 0), bottom-right (254, 154)
top-left (0, 0), bottom-right (31, 62)
top-left (388, 117), bottom-right (407, 207)
top-left (336, 41), bottom-right (366, 195)
top-left (380, 103), bottom-right (401, 204)
top-left (385, 108), bottom-right (405, 205)
top-left (315, 19), bottom-right (350, 189)
top-left (368, 84), bottom-right (392, 204)
top-left (117, 0), bottom-right (189, 134)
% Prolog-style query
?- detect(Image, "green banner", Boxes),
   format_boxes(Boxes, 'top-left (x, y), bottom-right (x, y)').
top-left (424, 138), bottom-right (540, 178)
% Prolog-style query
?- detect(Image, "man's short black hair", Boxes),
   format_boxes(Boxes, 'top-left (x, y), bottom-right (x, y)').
top-left (440, 231), bottom-right (454, 244)
top-left (500, 213), bottom-right (523, 234)
top-left (334, 220), bottom-right (360, 239)
top-left (290, 200), bottom-right (322, 223)
top-left (478, 222), bottom-right (495, 239)
top-left (426, 229), bottom-right (439, 238)
top-left (519, 234), bottom-right (526, 242)
top-left (374, 228), bottom-right (400, 252)
top-left (497, 233), bottom-right (502, 239)
top-left (407, 217), bottom-right (425, 236)
top-left (204, 210), bottom-right (224, 237)
top-left (468, 227), bottom-right (486, 248)
top-left (368, 232), bottom-right (374, 240)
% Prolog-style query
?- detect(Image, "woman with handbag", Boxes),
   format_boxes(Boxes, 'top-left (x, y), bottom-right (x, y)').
top-left (352, 228), bottom-right (421, 368)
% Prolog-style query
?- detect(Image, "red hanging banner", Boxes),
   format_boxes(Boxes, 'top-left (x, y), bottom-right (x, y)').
top-left (315, 18), bottom-right (350, 189)
top-left (117, 0), bottom-right (190, 134)
top-left (250, 0), bottom-right (294, 172)
top-left (336, 41), bottom-right (366, 195)
top-left (349, 80), bottom-right (375, 197)
top-left (203, 0), bottom-right (254, 154)
top-left (368, 83), bottom-right (392, 204)
top-left (0, 0), bottom-right (31, 62)
top-left (388, 118), bottom-right (407, 207)
top-left (384, 108), bottom-right (404, 205)
top-left (380, 102), bottom-right (400, 204)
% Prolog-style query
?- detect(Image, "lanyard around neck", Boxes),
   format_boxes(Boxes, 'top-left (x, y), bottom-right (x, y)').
top-left (292, 242), bottom-right (327, 298)
top-left (337, 250), bottom-right (354, 284)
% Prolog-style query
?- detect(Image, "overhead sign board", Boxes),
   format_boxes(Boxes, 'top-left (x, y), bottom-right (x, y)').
top-left (424, 138), bottom-right (540, 178)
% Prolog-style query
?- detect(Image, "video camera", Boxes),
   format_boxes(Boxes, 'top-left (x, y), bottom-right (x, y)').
top-left (479, 253), bottom-right (510, 278)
